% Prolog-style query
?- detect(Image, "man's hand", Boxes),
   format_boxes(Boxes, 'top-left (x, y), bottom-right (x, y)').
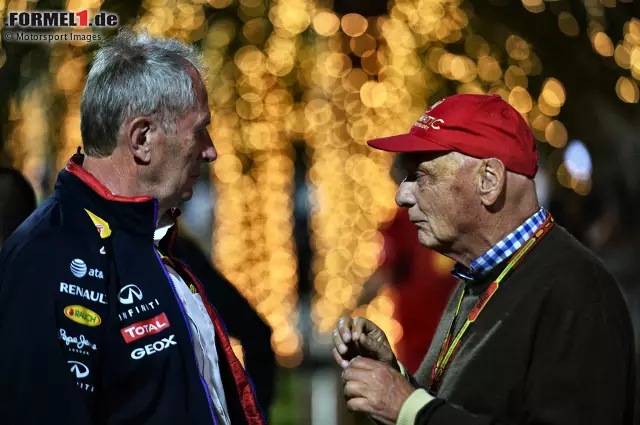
top-left (332, 316), bottom-right (398, 369)
top-left (342, 357), bottom-right (415, 425)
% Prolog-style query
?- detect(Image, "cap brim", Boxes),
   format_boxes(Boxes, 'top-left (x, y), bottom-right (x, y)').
top-left (367, 133), bottom-right (452, 153)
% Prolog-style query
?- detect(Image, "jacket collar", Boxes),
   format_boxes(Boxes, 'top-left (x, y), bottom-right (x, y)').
top-left (55, 152), bottom-right (160, 238)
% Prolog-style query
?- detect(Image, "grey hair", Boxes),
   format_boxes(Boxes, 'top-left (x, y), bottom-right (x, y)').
top-left (80, 27), bottom-right (206, 157)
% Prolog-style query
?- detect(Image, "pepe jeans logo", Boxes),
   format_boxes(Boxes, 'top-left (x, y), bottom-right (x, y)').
top-left (63, 305), bottom-right (102, 327)
top-left (59, 328), bottom-right (97, 354)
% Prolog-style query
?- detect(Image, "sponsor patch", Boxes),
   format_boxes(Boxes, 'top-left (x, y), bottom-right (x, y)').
top-left (60, 282), bottom-right (107, 304)
top-left (120, 313), bottom-right (170, 343)
top-left (118, 298), bottom-right (160, 322)
top-left (70, 259), bottom-right (87, 278)
top-left (68, 360), bottom-right (90, 378)
top-left (64, 305), bottom-right (102, 327)
top-left (69, 258), bottom-right (103, 279)
top-left (85, 209), bottom-right (111, 239)
top-left (67, 360), bottom-right (94, 392)
top-left (131, 334), bottom-right (177, 360)
top-left (59, 328), bottom-right (97, 355)
top-left (118, 284), bottom-right (143, 305)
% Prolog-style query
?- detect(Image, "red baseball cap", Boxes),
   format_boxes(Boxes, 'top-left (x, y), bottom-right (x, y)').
top-left (367, 94), bottom-right (538, 178)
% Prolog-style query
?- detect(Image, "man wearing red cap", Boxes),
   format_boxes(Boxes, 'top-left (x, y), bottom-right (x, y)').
top-left (332, 94), bottom-right (636, 424)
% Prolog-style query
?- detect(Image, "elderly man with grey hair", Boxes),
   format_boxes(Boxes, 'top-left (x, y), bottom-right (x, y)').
top-left (332, 94), bottom-right (636, 425)
top-left (0, 29), bottom-right (267, 425)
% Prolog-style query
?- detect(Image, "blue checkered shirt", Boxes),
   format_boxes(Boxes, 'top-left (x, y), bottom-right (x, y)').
top-left (451, 207), bottom-right (548, 281)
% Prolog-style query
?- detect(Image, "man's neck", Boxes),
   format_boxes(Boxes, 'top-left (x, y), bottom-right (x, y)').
top-left (82, 153), bottom-right (140, 200)
top-left (445, 205), bottom-right (540, 268)
top-left (83, 154), bottom-right (174, 225)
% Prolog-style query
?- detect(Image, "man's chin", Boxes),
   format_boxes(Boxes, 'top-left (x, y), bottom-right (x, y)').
top-left (180, 190), bottom-right (193, 203)
top-left (417, 230), bottom-right (437, 249)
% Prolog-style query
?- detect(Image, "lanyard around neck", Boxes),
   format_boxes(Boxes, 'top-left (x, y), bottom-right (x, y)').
top-left (429, 214), bottom-right (555, 393)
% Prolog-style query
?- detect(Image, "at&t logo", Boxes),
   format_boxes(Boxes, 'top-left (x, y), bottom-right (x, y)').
top-left (70, 258), bottom-right (104, 279)
top-left (70, 259), bottom-right (87, 278)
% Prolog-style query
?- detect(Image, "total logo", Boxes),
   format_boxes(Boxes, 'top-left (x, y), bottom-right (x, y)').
top-left (67, 360), bottom-right (94, 392)
top-left (60, 282), bottom-right (107, 304)
top-left (59, 328), bottom-right (98, 355)
top-left (121, 312), bottom-right (170, 343)
top-left (131, 334), bottom-right (177, 360)
top-left (70, 258), bottom-right (104, 279)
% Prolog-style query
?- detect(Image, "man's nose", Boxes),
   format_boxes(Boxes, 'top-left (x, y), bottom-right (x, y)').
top-left (395, 180), bottom-right (416, 208)
top-left (201, 134), bottom-right (218, 163)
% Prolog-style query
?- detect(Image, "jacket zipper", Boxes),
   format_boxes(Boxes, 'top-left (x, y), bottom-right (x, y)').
top-left (152, 201), bottom-right (218, 425)
top-left (175, 258), bottom-right (268, 425)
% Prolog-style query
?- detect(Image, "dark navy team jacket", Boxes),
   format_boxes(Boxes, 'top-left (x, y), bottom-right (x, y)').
top-left (0, 153), bottom-right (267, 425)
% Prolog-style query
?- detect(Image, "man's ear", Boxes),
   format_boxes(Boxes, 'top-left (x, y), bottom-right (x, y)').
top-left (476, 157), bottom-right (506, 207)
top-left (124, 116), bottom-right (157, 164)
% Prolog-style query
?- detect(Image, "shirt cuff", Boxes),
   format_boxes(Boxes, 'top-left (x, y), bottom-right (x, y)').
top-left (397, 389), bottom-right (435, 425)
top-left (397, 361), bottom-right (410, 380)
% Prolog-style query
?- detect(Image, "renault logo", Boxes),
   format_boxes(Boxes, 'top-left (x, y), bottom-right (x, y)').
top-left (68, 360), bottom-right (90, 379)
top-left (118, 284), bottom-right (143, 305)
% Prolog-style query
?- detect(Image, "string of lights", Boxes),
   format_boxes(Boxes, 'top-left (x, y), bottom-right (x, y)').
top-left (520, 0), bottom-right (639, 103)
top-left (1, 0), bottom-right (637, 367)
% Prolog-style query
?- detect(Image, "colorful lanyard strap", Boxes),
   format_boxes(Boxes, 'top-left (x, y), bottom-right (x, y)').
top-left (429, 214), bottom-right (555, 393)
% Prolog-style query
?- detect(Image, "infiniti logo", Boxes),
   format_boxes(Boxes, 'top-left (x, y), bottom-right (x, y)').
top-left (68, 360), bottom-right (90, 379)
top-left (119, 284), bottom-right (143, 305)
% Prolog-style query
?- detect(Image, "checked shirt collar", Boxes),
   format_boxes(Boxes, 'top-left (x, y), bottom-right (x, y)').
top-left (451, 207), bottom-right (548, 281)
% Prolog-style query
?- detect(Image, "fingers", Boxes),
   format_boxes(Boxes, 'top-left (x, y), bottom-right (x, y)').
top-left (333, 316), bottom-right (352, 357)
top-left (346, 397), bottom-right (371, 414)
top-left (351, 316), bottom-right (367, 341)
top-left (357, 333), bottom-right (386, 354)
top-left (343, 361), bottom-right (377, 382)
top-left (338, 316), bottom-right (353, 343)
top-left (333, 347), bottom-right (349, 369)
top-left (348, 356), bottom-right (381, 371)
top-left (343, 380), bottom-right (366, 399)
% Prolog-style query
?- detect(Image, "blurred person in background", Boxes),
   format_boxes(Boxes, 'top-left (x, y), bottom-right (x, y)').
top-left (0, 29), bottom-right (266, 425)
top-left (356, 154), bottom-right (457, 374)
top-left (583, 183), bottom-right (640, 425)
top-left (0, 166), bottom-right (37, 251)
top-left (332, 94), bottom-right (635, 425)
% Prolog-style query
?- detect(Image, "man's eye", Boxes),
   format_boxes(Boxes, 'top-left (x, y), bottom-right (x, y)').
top-left (407, 171), bottom-right (424, 181)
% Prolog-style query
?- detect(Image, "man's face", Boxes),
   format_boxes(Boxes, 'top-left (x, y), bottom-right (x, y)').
top-left (153, 66), bottom-right (216, 209)
top-left (395, 152), bottom-right (474, 251)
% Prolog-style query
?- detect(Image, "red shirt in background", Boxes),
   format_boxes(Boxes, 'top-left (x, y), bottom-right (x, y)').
top-left (379, 208), bottom-right (458, 374)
